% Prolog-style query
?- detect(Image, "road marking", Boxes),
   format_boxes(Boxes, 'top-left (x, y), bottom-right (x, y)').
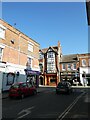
top-left (14, 106), bottom-right (35, 120)
top-left (56, 91), bottom-right (86, 120)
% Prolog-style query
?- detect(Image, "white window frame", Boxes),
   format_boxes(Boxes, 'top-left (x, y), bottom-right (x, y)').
top-left (82, 59), bottom-right (86, 67)
top-left (39, 52), bottom-right (44, 59)
top-left (0, 47), bottom-right (3, 61)
top-left (28, 42), bottom-right (34, 52)
top-left (26, 57), bottom-right (32, 69)
top-left (72, 63), bottom-right (76, 70)
top-left (0, 24), bottom-right (6, 39)
top-left (62, 64), bottom-right (66, 71)
top-left (89, 59), bottom-right (90, 66)
top-left (47, 51), bottom-right (56, 73)
top-left (73, 63), bottom-right (76, 70)
top-left (47, 52), bottom-right (55, 58)
top-left (67, 64), bottom-right (71, 70)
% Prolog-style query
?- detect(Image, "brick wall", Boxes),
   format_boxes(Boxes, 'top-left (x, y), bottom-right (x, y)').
top-left (78, 53), bottom-right (90, 67)
top-left (0, 19), bottom-right (40, 68)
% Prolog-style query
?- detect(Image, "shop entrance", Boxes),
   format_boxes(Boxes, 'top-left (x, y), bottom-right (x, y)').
top-left (39, 76), bottom-right (44, 85)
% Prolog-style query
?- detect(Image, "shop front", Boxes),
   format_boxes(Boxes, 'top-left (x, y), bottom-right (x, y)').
top-left (24, 69), bottom-right (40, 87)
top-left (44, 73), bottom-right (58, 86)
top-left (60, 71), bottom-right (80, 85)
top-left (81, 73), bottom-right (90, 86)
top-left (80, 67), bottom-right (90, 86)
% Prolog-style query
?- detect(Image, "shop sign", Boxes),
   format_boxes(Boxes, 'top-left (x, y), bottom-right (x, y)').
top-left (25, 69), bottom-right (40, 75)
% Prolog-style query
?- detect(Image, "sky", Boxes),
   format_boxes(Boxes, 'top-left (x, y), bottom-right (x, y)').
top-left (1, 1), bottom-right (88, 55)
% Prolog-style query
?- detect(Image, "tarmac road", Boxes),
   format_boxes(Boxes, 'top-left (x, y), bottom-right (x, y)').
top-left (2, 87), bottom-right (89, 120)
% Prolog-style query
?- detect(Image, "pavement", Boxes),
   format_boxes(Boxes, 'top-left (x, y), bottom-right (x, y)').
top-left (1, 85), bottom-right (90, 99)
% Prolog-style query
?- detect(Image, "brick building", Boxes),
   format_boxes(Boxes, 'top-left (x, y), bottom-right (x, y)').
top-left (60, 53), bottom-right (90, 86)
top-left (59, 54), bottom-right (79, 85)
top-left (0, 19), bottom-right (40, 91)
top-left (39, 41), bottom-right (62, 86)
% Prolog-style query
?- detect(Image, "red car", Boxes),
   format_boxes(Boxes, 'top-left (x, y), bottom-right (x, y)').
top-left (9, 82), bottom-right (37, 99)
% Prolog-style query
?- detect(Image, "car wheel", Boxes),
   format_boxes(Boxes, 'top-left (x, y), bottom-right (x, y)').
top-left (56, 90), bottom-right (59, 94)
top-left (21, 94), bottom-right (24, 99)
top-left (67, 90), bottom-right (71, 95)
top-left (9, 96), bottom-right (13, 99)
top-left (33, 90), bottom-right (37, 95)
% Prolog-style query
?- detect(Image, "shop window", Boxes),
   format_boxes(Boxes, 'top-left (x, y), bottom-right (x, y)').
top-left (7, 72), bottom-right (15, 85)
top-left (50, 79), bottom-right (56, 83)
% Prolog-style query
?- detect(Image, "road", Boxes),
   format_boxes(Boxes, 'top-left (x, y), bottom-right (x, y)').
top-left (2, 87), bottom-right (89, 120)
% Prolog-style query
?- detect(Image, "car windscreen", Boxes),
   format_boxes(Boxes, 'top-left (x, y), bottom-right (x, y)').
top-left (11, 84), bottom-right (19, 89)
top-left (20, 83), bottom-right (27, 88)
top-left (57, 82), bottom-right (68, 87)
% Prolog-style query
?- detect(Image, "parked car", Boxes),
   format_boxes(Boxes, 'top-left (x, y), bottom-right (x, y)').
top-left (56, 81), bottom-right (72, 94)
top-left (9, 82), bottom-right (37, 99)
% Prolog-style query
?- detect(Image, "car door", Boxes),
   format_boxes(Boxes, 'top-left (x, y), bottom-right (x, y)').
top-left (21, 83), bottom-right (29, 96)
top-left (27, 83), bottom-right (35, 95)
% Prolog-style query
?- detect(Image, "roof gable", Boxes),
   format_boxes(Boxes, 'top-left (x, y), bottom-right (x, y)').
top-left (46, 46), bottom-right (58, 54)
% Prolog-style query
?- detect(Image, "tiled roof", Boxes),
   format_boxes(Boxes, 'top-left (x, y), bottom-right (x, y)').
top-left (60, 54), bottom-right (78, 63)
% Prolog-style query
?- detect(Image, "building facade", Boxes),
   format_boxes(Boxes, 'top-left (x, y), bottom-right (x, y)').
top-left (0, 19), bottom-right (40, 91)
top-left (60, 53), bottom-right (90, 86)
top-left (78, 53), bottom-right (90, 86)
top-left (60, 54), bottom-right (79, 85)
top-left (39, 41), bottom-right (62, 86)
